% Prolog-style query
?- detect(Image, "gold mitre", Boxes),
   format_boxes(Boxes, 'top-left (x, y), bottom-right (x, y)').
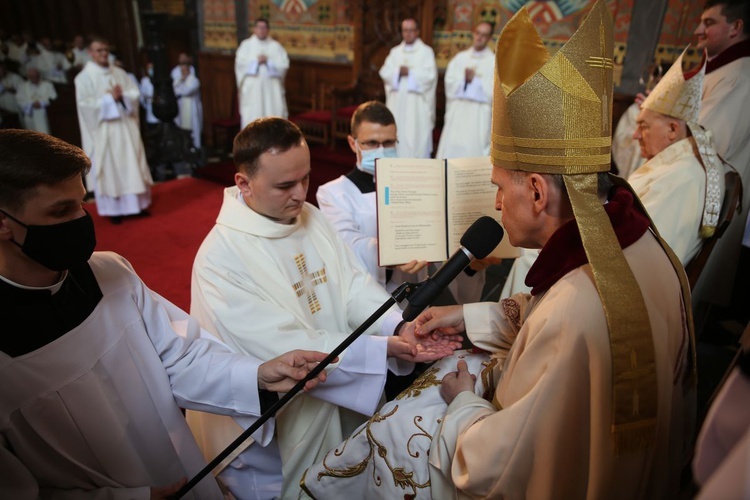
top-left (491, 0), bottom-right (668, 455)
top-left (641, 47), bottom-right (706, 124)
top-left (491, 0), bottom-right (613, 175)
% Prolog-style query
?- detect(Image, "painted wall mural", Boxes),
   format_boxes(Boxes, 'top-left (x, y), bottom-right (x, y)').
top-left (203, 0), bottom-right (237, 51)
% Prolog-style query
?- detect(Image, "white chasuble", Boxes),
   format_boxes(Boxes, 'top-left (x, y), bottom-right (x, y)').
top-left (188, 187), bottom-right (406, 499)
top-left (436, 47), bottom-right (494, 159)
top-left (235, 35), bottom-right (289, 128)
top-left (379, 39), bottom-right (437, 158)
top-left (75, 61), bottom-right (152, 216)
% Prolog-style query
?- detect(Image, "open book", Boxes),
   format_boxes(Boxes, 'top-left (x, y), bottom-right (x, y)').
top-left (375, 156), bottom-right (520, 266)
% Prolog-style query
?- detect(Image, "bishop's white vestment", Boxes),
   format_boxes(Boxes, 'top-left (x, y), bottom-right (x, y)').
top-left (75, 61), bottom-right (152, 217)
top-left (173, 72), bottom-right (203, 149)
top-left (629, 136), bottom-right (724, 265)
top-left (16, 78), bottom-right (57, 134)
top-left (0, 252), bottom-right (273, 500)
top-left (235, 35), bottom-right (289, 128)
top-left (316, 171), bottom-right (486, 303)
top-left (379, 39), bottom-right (437, 158)
top-left (693, 49), bottom-right (750, 305)
top-left (188, 188), bottom-right (408, 499)
top-left (436, 47), bottom-right (494, 159)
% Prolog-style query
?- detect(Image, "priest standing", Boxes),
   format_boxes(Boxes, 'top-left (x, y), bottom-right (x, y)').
top-left (16, 67), bottom-right (57, 134)
top-left (235, 19), bottom-right (289, 128)
top-left (436, 21), bottom-right (495, 159)
top-left (379, 18), bottom-right (438, 158)
top-left (74, 36), bottom-right (152, 224)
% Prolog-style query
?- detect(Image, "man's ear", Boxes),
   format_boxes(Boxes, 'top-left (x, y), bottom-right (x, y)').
top-left (235, 172), bottom-right (252, 197)
top-left (0, 212), bottom-right (15, 241)
top-left (528, 173), bottom-right (548, 211)
top-left (347, 135), bottom-right (358, 155)
top-left (730, 19), bottom-right (744, 38)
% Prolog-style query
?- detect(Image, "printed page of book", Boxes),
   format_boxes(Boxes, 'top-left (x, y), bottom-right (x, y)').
top-left (376, 158), bottom-right (448, 266)
top-left (445, 156), bottom-right (521, 259)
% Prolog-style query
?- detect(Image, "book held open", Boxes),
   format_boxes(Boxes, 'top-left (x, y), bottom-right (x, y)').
top-left (375, 156), bottom-right (520, 266)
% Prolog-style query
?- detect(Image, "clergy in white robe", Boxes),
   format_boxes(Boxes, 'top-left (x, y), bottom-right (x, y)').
top-left (379, 19), bottom-right (437, 158)
top-left (187, 118), bottom-right (460, 499)
top-left (1, 252), bottom-right (275, 499)
top-left (436, 22), bottom-right (495, 159)
top-left (139, 72), bottom-right (159, 125)
top-left (173, 66), bottom-right (203, 149)
top-left (16, 68), bottom-right (56, 134)
top-left (235, 19), bottom-right (289, 128)
top-left (74, 39), bottom-right (152, 218)
top-left (71, 35), bottom-right (91, 68)
top-left (692, 26), bottom-right (750, 305)
top-left (0, 63), bottom-right (23, 115)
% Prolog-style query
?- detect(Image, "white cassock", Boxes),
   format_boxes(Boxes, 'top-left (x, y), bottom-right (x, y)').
top-left (0, 71), bottom-right (24, 114)
top-left (629, 136), bottom-right (724, 265)
top-left (75, 61), bottom-right (152, 217)
top-left (693, 53), bottom-right (750, 306)
top-left (612, 102), bottom-right (645, 179)
top-left (379, 39), bottom-right (437, 158)
top-left (15, 78), bottom-right (57, 134)
top-left (171, 64), bottom-right (195, 82)
top-left (316, 171), bottom-right (487, 303)
top-left (187, 188), bottom-right (409, 499)
top-left (436, 47), bottom-right (494, 159)
top-left (173, 72), bottom-right (203, 149)
top-left (138, 76), bottom-right (159, 124)
top-left (235, 35), bottom-right (289, 128)
top-left (0, 252), bottom-right (274, 500)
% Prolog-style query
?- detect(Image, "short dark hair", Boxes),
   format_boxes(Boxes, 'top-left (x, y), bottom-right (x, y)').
top-left (256, 18), bottom-right (270, 29)
top-left (705, 0), bottom-right (750, 35)
top-left (350, 101), bottom-right (396, 137)
top-left (233, 118), bottom-right (306, 177)
top-left (0, 130), bottom-right (90, 212)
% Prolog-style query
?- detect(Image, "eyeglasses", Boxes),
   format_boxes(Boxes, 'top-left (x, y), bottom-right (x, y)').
top-left (356, 139), bottom-right (398, 150)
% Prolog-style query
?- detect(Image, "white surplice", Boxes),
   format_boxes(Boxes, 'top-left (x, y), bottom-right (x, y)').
top-left (379, 39), bottom-right (437, 158)
top-left (173, 72), bottom-right (203, 149)
top-left (629, 136), bottom-right (724, 265)
top-left (16, 78), bottom-right (56, 134)
top-left (436, 47), bottom-right (494, 159)
top-left (138, 76), bottom-right (159, 124)
top-left (693, 55), bottom-right (750, 305)
top-left (75, 61), bottom-right (152, 216)
top-left (188, 188), bottom-right (408, 499)
top-left (235, 35), bottom-right (289, 128)
top-left (0, 252), bottom-right (273, 500)
top-left (316, 173), bottom-right (486, 303)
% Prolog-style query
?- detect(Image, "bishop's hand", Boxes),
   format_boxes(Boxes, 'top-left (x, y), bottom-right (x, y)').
top-left (388, 321), bottom-right (462, 363)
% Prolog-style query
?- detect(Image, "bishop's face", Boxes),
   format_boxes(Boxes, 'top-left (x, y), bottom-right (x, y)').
top-left (491, 166), bottom-right (538, 249)
top-left (236, 142), bottom-right (311, 224)
top-left (633, 108), bottom-right (674, 160)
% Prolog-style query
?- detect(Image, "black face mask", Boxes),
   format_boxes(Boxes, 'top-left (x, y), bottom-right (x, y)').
top-left (1, 209), bottom-right (97, 271)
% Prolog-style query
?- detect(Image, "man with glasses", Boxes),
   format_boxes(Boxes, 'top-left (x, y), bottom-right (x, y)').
top-left (436, 21), bottom-right (496, 159)
top-left (317, 101), bottom-right (491, 303)
top-left (379, 18), bottom-right (438, 158)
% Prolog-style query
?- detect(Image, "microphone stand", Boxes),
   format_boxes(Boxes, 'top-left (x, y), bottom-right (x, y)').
top-left (170, 281), bottom-right (425, 499)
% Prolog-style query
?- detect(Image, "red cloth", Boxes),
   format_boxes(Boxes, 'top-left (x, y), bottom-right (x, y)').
top-left (526, 187), bottom-right (651, 296)
top-left (706, 38), bottom-right (750, 74)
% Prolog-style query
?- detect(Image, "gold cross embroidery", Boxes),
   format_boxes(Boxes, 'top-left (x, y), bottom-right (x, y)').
top-left (586, 21), bottom-right (614, 133)
top-left (291, 253), bottom-right (327, 314)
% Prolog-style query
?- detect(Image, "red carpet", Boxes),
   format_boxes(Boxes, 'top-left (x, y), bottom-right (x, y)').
top-left (89, 178), bottom-right (223, 311)
top-left (90, 144), bottom-right (356, 311)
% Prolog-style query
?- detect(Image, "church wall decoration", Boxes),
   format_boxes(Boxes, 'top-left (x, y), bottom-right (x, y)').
top-left (203, 0), bottom-right (238, 51)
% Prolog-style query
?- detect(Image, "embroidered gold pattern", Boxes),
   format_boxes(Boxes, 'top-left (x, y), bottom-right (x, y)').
top-left (291, 253), bottom-right (327, 314)
top-left (316, 406), bottom-right (431, 496)
top-left (480, 358), bottom-right (499, 402)
top-left (501, 298), bottom-right (522, 331)
top-left (395, 367), bottom-right (441, 400)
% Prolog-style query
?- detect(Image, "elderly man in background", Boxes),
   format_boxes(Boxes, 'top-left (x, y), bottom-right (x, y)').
top-left (16, 67), bottom-right (57, 134)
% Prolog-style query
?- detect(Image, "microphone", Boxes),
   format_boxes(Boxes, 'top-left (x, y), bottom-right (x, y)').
top-left (402, 216), bottom-right (504, 321)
